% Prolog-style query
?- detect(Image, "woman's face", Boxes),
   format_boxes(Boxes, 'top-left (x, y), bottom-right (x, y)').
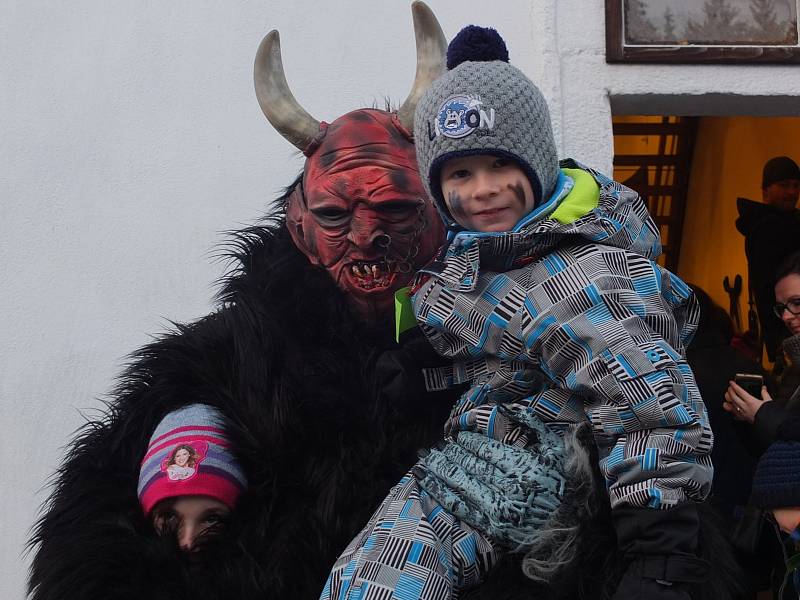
top-left (775, 273), bottom-right (800, 336)
top-left (152, 496), bottom-right (230, 551)
top-left (174, 448), bottom-right (191, 467)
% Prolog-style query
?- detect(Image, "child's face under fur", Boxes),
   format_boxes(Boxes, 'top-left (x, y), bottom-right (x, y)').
top-left (440, 154), bottom-right (535, 232)
top-left (152, 495), bottom-right (230, 551)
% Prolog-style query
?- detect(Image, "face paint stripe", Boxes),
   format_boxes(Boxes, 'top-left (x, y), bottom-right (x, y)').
top-left (509, 181), bottom-right (527, 210)
top-left (447, 190), bottom-right (467, 222)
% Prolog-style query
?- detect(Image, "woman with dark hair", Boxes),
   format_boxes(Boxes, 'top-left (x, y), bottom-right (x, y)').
top-left (725, 250), bottom-right (800, 447)
top-left (741, 256), bottom-right (800, 600)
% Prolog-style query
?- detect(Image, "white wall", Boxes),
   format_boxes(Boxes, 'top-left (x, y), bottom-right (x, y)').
top-left (3, 1), bottom-right (799, 598)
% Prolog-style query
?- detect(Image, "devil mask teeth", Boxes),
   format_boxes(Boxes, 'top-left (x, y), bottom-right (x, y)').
top-left (350, 261), bottom-right (392, 278)
top-left (349, 261), bottom-right (395, 289)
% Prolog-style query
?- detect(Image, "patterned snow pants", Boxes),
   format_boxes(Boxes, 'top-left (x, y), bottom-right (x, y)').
top-left (320, 367), bottom-right (570, 600)
top-left (320, 472), bottom-right (498, 600)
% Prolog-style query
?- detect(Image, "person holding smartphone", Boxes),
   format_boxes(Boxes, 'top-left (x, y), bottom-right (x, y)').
top-left (725, 250), bottom-right (800, 448)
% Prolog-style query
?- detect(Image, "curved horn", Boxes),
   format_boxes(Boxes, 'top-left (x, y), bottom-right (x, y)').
top-left (254, 30), bottom-right (321, 152)
top-left (397, 1), bottom-right (447, 132)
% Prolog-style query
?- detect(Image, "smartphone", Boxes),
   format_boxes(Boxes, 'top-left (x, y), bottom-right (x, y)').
top-left (734, 373), bottom-right (764, 397)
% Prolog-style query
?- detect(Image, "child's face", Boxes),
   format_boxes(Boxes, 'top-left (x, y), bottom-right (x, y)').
top-left (439, 155), bottom-right (535, 232)
top-left (772, 507), bottom-right (800, 534)
top-left (152, 496), bottom-right (230, 551)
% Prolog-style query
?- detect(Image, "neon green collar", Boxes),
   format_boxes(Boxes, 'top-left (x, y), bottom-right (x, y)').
top-left (549, 167), bottom-right (600, 225)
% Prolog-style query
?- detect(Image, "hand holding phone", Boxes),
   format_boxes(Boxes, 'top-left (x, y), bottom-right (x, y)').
top-left (734, 373), bottom-right (764, 398)
top-left (726, 373), bottom-right (770, 423)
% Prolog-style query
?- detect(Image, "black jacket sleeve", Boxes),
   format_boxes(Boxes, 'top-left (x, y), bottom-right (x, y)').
top-left (612, 504), bottom-right (708, 599)
top-left (753, 401), bottom-right (792, 449)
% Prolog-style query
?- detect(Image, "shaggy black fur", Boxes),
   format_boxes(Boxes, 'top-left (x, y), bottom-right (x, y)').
top-left (28, 179), bottom-right (453, 599)
top-left (27, 177), bottom-right (744, 599)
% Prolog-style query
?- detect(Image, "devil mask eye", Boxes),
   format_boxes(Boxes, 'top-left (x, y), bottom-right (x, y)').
top-left (311, 206), bottom-right (351, 228)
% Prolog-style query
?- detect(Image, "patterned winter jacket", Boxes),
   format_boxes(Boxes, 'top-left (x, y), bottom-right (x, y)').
top-left (413, 160), bottom-right (714, 510)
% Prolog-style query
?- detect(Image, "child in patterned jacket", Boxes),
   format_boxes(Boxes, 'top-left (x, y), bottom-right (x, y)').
top-left (322, 26), bottom-right (713, 600)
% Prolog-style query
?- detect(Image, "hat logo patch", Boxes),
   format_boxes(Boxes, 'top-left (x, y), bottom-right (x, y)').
top-left (161, 440), bottom-right (208, 482)
top-left (430, 94), bottom-right (495, 140)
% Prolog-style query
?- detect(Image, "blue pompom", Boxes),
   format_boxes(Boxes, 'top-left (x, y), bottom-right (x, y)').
top-left (446, 25), bottom-right (509, 70)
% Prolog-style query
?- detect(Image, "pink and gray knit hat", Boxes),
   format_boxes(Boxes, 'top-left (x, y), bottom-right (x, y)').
top-left (137, 403), bottom-right (247, 515)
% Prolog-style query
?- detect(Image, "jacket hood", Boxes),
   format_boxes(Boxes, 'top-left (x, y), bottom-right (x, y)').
top-left (422, 159), bottom-right (662, 292)
top-left (735, 196), bottom-right (791, 235)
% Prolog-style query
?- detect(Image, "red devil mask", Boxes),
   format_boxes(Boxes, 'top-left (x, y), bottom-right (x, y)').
top-left (254, 3), bottom-right (447, 320)
top-left (286, 110), bottom-right (443, 319)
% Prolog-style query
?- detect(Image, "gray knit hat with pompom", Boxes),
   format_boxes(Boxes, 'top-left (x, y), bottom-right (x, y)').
top-left (414, 25), bottom-right (559, 226)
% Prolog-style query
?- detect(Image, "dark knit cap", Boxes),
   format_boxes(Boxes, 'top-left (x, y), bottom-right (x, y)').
top-left (762, 156), bottom-right (800, 188)
top-left (751, 441), bottom-right (800, 509)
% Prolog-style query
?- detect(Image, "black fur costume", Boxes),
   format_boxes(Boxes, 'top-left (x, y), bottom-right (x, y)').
top-left (29, 179), bottom-right (741, 600)
top-left (28, 178), bottom-right (448, 599)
